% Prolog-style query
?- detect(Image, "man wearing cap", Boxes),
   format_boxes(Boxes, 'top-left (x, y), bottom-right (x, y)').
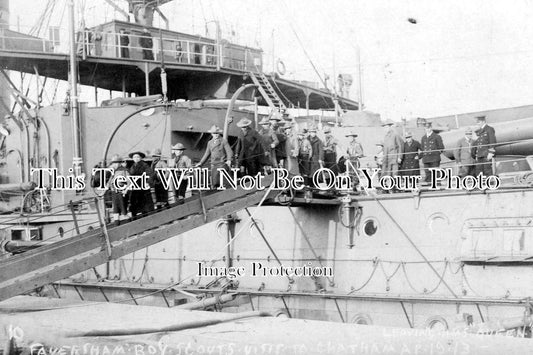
top-left (258, 117), bottom-right (279, 168)
top-left (382, 119), bottom-right (404, 177)
top-left (454, 127), bottom-right (475, 177)
top-left (196, 125), bottom-right (233, 189)
top-left (308, 125), bottom-right (324, 185)
top-left (400, 132), bottom-right (421, 176)
top-left (171, 143), bottom-right (192, 202)
top-left (150, 148), bottom-right (169, 209)
top-left (284, 123), bottom-right (299, 175)
top-left (323, 126), bottom-right (339, 174)
top-left (271, 115), bottom-right (287, 168)
top-left (420, 122), bottom-right (445, 182)
top-left (471, 115), bottom-right (496, 176)
top-left (107, 154), bottom-right (129, 222)
top-left (128, 151), bottom-right (155, 216)
top-left (344, 131), bottom-right (363, 169)
top-left (234, 118), bottom-right (263, 176)
top-left (297, 129), bottom-right (313, 185)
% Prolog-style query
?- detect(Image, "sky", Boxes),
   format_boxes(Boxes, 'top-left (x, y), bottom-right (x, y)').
top-left (8, 0), bottom-right (533, 120)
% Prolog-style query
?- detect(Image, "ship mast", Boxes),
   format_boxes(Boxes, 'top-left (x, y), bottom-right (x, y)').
top-left (68, 0), bottom-right (83, 176)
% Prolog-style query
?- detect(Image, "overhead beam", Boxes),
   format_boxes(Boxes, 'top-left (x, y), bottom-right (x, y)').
top-left (103, 0), bottom-right (129, 21)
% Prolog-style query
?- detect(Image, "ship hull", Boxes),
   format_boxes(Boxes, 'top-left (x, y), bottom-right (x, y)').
top-left (49, 187), bottom-right (533, 333)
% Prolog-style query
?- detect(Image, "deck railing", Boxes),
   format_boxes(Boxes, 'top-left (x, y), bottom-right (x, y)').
top-left (0, 26), bottom-right (263, 73)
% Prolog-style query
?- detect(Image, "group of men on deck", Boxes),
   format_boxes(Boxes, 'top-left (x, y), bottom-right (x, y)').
top-left (379, 115), bottom-right (496, 182)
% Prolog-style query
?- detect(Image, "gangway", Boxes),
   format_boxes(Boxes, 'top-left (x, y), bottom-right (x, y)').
top-left (0, 179), bottom-right (275, 302)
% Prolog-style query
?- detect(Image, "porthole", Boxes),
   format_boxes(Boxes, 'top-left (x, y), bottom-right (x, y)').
top-left (351, 313), bottom-right (373, 325)
top-left (273, 309), bottom-right (289, 318)
top-left (424, 315), bottom-right (449, 331)
top-left (363, 218), bottom-right (378, 236)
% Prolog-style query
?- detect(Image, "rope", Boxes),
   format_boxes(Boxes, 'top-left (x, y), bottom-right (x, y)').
top-left (347, 258), bottom-right (380, 293)
top-left (401, 261), bottom-right (448, 294)
top-left (461, 265), bottom-right (482, 297)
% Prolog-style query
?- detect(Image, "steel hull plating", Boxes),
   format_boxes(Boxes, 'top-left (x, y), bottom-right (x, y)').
top-left (52, 187), bottom-right (533, 331)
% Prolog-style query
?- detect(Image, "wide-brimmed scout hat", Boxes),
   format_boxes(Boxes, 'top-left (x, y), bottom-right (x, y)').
top-left (259, 117), bottom-right (271, 125)
top-left (207, 125), bottom-right (223, 134)
top-left (110, 154), bottom-right (125, 163)
top-left (465, 127), bottom-right (473, 134)
top-left (307, 125), bottom-right (318, 132)
top-left (236, 118), bottom-right (252, 128)
top-left (172, 143), bottom-right (186, 150)
top-left (381, 119), bottom-right (395, 126)
top-left (345, 130), bottom-right (358, 137)
top-left (152, 148), bottom-right (162, 157)
top-left (475, 115), bottom-right (486, 122)
top-left (270, 112), bottom-right (282, 121)
top-left (430, 123), bottom-right (449, 133)
top-left (404, 131), bottom-right (413, 138)
top-left (323, 126), bottom-right (332, 133)
top-left (128, 151), bottom-right (146, 159)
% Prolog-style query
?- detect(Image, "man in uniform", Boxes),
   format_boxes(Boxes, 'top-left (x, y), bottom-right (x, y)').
top-left (307, 125), bottom-right (324, 186)
top-left (454, 127), bottom-right (475, 177)
top-left (344, 131), bottom-right (364, 169)
top-left (420, 122), bottom-right (444, 183)
top-left (381, 119), bottom-right (404, 177)
top-left (344, 130), bottom-right (364, 190)
top-left (284, 123), bottom-right (299, 175)
top-left (258, 117), bottom-right (279, 168)
top-left (171, 143), bottom-right (192, 202)
top-left (400, 132), bottom-right (421, 176)
top-left (196, 125), bottom-right (233, 189)
top-left (270, 113), bottom-right (287, 168)
top-left (323, 126), bottom-right (339, 174)
top-left (472, 115), bottom-right (496, 176)
top-left (297, 129), bottom-right (313, 185)
top-left (151, 148), bottom-right (169, 209)
top-left (139, 28), bottom-right (154, 60)
top-left (234, 117), bottom-right (263, 176)
top-left (128, 151), bottom-right (154, 216)
top-left (119, 29), bottom-right (130, 58)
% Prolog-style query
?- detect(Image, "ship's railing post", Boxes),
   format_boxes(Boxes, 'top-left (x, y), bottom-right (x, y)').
top-left (186, 40), bottom-right (191, 64)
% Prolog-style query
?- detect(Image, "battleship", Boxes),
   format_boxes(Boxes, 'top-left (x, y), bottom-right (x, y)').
top-left (1, 0), bottom-right (533, 353)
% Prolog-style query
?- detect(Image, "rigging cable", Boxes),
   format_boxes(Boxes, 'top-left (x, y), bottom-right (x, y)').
top-left (279, 0), bottom-right (335, 109)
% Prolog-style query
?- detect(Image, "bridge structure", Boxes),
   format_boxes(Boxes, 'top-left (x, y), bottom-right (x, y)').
top-left (0, 21), bottom-right (359, 111)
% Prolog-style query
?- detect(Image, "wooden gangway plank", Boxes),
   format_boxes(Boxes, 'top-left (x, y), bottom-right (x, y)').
top-left (0, 178), bottom-right (274, 302)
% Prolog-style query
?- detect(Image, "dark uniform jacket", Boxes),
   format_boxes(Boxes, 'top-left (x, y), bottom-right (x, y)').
top-left (400, 140), bottom-right (421, 175)
top-left (139, 33), bottom-right (153, 49)
top-left (130, 161), bottom-right (153, 184)
top-left (199, 137), bottom-right (233, 166)
top-left (258, 127), bottom-right (279, 152)
top-left (235, 128), bottom-right (263, 164)
top-left (274, 127), bottom-right (287, 160)
top-left (472, 125), bottom-right (496, 159)
top-left (420, 132), bottom-right (444, 164)
top-left (308, 136), bottom-right (324, 174)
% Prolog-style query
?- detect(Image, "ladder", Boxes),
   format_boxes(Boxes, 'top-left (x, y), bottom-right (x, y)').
top-left (0, 178), bottom-right (275, 302)
top-left (249, 72), bottom-right (287, 112)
